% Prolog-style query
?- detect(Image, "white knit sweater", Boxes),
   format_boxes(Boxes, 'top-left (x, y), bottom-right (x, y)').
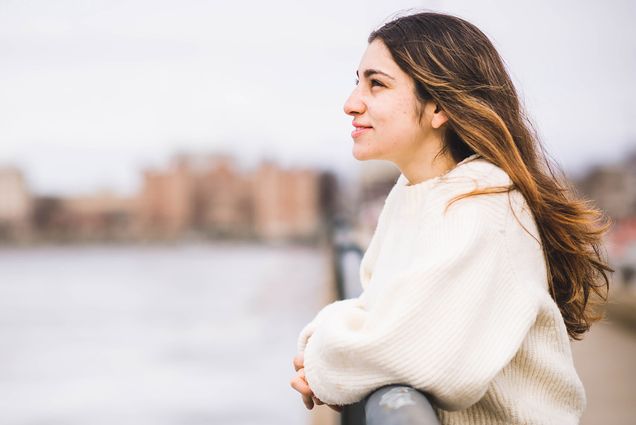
top-left (297, 154), bottom-right (586, 424)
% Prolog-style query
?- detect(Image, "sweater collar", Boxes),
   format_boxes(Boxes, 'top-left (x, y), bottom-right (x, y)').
top-left (396, 153), bottom-right (482, 189)
top-left (393, 154), bottom-right (483, 211)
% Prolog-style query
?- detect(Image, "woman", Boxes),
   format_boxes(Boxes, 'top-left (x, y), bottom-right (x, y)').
top-left (290, 11), bottom-right (612, 424)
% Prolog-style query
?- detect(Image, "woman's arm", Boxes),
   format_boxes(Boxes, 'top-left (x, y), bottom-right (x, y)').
top-left (301, 196), bottom-right (543, 411)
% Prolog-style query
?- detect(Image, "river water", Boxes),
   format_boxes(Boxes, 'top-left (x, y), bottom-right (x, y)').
top-left (0, 243), bottom-right (329, 425)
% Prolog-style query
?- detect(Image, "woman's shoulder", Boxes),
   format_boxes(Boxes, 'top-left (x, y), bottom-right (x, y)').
top-left (425, 157), bottom-right (541, 242)
top-left (427, 157), bottom-right (514, 212)
top-left (444, 158), bottom-right (543, 254)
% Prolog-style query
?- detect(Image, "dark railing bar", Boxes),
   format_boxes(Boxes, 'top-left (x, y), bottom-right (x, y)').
top-left (365, 385), bottom-right (441, 425)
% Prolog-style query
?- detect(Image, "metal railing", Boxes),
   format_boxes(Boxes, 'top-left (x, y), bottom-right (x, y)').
top-left (364, 385), bottom-right (441, 425)
top-left (329, 222), bottom-right (441, 425)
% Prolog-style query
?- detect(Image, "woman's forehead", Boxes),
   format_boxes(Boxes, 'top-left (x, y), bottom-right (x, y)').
top-left (358, 40), bottom-right (401, 78)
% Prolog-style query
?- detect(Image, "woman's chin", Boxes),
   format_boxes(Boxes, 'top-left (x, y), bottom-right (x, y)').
top-left (352, 145), bottom-right (377, 161)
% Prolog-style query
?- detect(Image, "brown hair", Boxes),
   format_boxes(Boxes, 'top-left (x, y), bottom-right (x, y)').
top-left (370, 11), bottom-right (613, 340)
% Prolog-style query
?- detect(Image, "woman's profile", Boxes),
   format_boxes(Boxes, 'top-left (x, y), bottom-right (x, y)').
top-left (290, 11), bottom-right (613, 424)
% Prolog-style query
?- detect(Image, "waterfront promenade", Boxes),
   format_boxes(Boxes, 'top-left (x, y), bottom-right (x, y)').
top-left (573, 317), bottom-right (636, 425)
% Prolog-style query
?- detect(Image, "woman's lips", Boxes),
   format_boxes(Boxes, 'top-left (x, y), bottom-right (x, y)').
top-left (352, 126), bottom-right (372, 138)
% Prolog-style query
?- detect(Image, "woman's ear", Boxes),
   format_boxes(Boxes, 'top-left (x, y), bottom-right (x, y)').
top-left (431, 104), bottom-right (449, 129)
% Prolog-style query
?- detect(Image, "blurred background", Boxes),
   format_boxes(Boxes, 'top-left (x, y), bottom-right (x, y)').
top-left (0, 0), bottom-right (635, 424)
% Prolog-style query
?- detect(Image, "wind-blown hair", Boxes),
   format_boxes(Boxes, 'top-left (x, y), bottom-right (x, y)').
top-left (370, 11), bottom-right (613, 340)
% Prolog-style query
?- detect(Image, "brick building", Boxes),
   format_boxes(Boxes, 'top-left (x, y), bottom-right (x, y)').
top-left (252, 162), bottom-right (321, 241)
top-left (138, 154), bottom-right (324, 242)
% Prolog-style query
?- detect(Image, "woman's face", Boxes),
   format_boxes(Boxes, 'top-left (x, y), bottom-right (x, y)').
top-left (343, 39), bottom-right (433, 164)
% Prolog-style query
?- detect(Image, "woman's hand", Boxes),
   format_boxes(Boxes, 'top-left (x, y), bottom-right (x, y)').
top-left (290, 353), bottom-right (343, 412)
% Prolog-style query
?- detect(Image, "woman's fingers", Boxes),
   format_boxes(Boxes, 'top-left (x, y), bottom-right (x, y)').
top-left (291, 366), bottom-right (332, 411)
top-left (290, 369), bottom-right (313, 397)
top-left (293, 353), bottom-right (304, 372)
top-left (290, 375), bottom-right (312, 396)
top-left (303, 394), bottom-right (314, 410)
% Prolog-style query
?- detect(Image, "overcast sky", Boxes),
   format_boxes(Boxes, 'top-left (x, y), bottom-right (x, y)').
top-left (1, 0), bottom-right (635, 196)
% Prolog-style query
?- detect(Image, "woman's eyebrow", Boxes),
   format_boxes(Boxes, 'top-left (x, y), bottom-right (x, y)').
top-left (356, 69), bottom-right (396, 80)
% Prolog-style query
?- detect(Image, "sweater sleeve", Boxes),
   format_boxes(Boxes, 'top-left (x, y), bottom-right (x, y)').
top-left (297, 297), bottom-right (364, 354)
top-left (297, 177), bottom-right (401, 354)
top-left (302, 196), bottom-right (543, 411)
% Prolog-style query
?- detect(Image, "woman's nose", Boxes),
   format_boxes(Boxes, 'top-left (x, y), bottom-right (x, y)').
top-left (343, 88), bottom-right (365, 116)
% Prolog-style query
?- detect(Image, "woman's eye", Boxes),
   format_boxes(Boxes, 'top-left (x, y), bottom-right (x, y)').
top-left (353, 78), bottom-right (383, 88)
top-left (370, 79), bottom-right (384, 87)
